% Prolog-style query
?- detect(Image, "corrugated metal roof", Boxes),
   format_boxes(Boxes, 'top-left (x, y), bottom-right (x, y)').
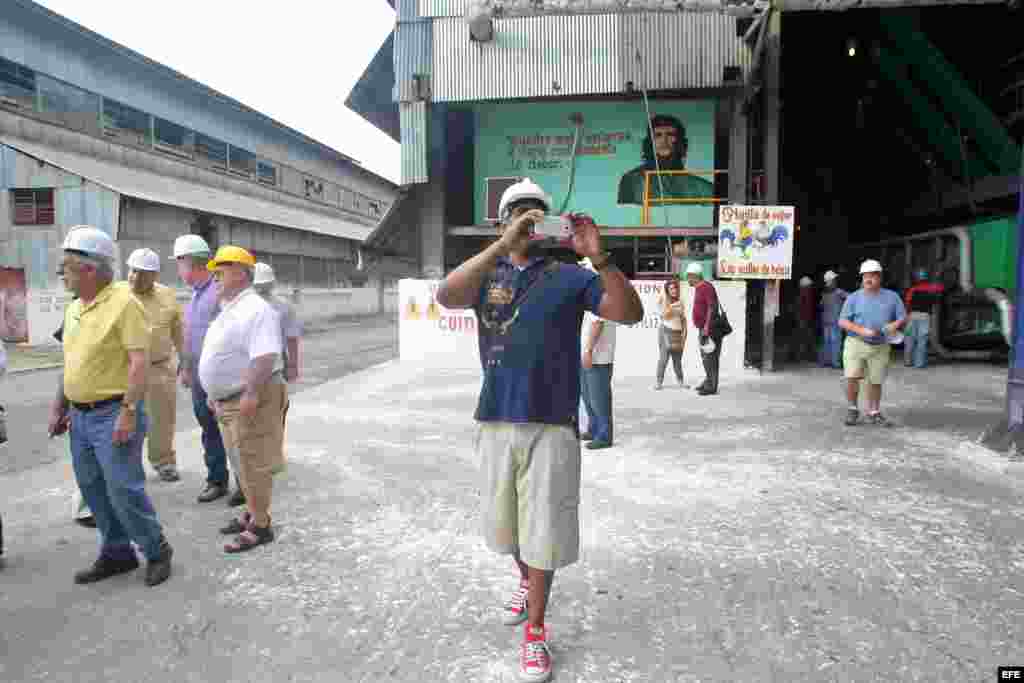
top-left (0, 137), bottom-right (373, 242)
top-left (400, 101), bottom-right (429, 184)
top-left (431, 13), bottom-right (749, 102)
top-left (620, 13), bottom-right (750, 91)
top-left (433, 15), bottom-right (620, 102)
top-left (417, 0), bottom-right (469, 16)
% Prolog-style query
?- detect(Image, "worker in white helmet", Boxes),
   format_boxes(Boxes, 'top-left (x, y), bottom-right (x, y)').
top-left (253, 262), bottom-right (302, 475)
top-left (819, 270), bottom-right (848, 368)
top-left (437, 177), bottom-right (643, 683)
top-left (796, 276), bottom-right (817, 363)
top-left (837, 259), bottom-right (907, 426)
top-left (123, 248), bottom-right (185, 482)
top-left (47, 226), bottom-right (174, 587)
top-left (172, 234), bottom-right (234, 505)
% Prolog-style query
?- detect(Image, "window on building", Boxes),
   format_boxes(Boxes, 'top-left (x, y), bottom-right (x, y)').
top-left (154, 117), bottom-right (194, 157)
top-left (36, 74), bottom-right (100, 133)
top-left (195, 133), bottom-right (228, 168)
top-left (228, 145), bottom-right (256, 176)
top-left (102, 98), bottom-right (152, 146)
top-left (367, 199), bottom-right (382, 218)
top-left (257, 161), bottom-right (277, 185)
top-left (11, 189), bottom-right (55, 225)
top-left (303, 176), bottom-right (324, 199)
top-left (0, 56), bottom-right (36, 110)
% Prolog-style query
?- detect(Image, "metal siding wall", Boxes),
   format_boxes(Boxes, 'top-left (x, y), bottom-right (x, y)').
top-left (400, 101), bottom-right (429, 184)
top-left (395, 0), bottom-right (420, 20)
top-left (433, 15), bottom-right (619, 102)
top-left (418, 0), bottom-right (469, 16)
top-left (621, 13), bottom-right (749, 91)
top-left (394, 20), bottom-right (433, 102)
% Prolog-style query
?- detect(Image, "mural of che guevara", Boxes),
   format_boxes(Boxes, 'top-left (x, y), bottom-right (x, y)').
top-left (617, 114), bottom-right (714, 206)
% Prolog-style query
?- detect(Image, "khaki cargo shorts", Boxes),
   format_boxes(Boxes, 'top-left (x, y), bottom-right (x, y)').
top-left (477, 422), bottom-right (581, 571)
top-left (843, 335), bottom-right (892, 385)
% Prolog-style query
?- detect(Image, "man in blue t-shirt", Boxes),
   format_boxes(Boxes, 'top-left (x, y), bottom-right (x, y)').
top-left (838, 259), bottom-right (907, 427)
top-left (437, 178), bottom-right (643, 682)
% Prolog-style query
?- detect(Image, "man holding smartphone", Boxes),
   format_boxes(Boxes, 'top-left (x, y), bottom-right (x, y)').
top-left (438, 178), bottom-right (643, 682)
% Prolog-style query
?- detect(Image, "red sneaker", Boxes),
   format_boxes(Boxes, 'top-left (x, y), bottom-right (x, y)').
top-left (519, 623), bottom-right (552, 682)
top-left (502, 578), bottom-right (529, 625)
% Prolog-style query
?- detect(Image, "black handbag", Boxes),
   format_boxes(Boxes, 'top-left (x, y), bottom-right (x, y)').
top-left (710, 300), bottom-right (733, 338)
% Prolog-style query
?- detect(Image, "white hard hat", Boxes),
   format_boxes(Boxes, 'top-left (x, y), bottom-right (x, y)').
top-left (62, 225), bottom-right (115, 260)
top-left (126, 248), bottom-right (161, 272)
top-left (823, 270), bottom-right (838, 282)
top-left (859, 259), bottom-right (883, 274)
top-left (253, 262), bottom-right (275, 285)
top-left (171, 234), bottom-right (212, 259)
top-left (497, 178), bottom-right (551, 222)
top-left (685, 262), bottom-right (704, 276)
top-left (799, 276), bottom-right (813, 287)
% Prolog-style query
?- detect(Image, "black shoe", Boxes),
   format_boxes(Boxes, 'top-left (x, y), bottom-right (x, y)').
top-left (227, 488), bottom-right (246, 508)
top-left (694, 384), bottom-right (709, 392)
top-left (75, 515), bottom-right (97, 528)
top-left (867, 412), bottom-right (893, 428)
top-left (145, 538), bottom-right (173, 587)
top-left (74, 555), bottom-right (140, 584)
top-left (844, 407), bottom-right (860, 427)
top-left (585, 440), bottom-right (613, 450)
top-left (579, 432), bottom-right (593, 441)
top-left (697, 388), bottom-right (717, 396)
top-left (197, 482), bottom-right (228, 503)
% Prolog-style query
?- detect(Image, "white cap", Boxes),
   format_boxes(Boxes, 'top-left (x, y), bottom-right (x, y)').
top-left (62, 225), bottom-right (115, 260)
top-left (253, 262), bottom-right (275, 285)
top-left (685, 262), bottom-right (704, 276)
top-left (171, 234), bottom-right (212, 259)
top-left (497, 178), bottom-right (551, 222)
top-left (859, 259), bottom-right (883, 274)
top-left (823, 270), bottom-right (838, 282)
top-left (127, 248), bottom-right (161, 272)
top-left (799, 276), bottom-right (813, 287)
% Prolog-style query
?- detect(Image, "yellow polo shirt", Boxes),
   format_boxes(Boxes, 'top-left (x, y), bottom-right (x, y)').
top-left (63, 282), bottom-right (151, 403)
top-left (114, 281), bottom-right (183, 363)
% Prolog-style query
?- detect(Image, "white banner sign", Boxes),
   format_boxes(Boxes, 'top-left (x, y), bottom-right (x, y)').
top-left (717, 204), bottom-right (796, 280)
top-left (398, 278), bottom-right (747, 381)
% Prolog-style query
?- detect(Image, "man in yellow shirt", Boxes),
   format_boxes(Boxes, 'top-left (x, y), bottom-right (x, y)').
top-left (47, 226), bottom-right (173, 588)
top-left (124, 248), bottom-right (185, 482)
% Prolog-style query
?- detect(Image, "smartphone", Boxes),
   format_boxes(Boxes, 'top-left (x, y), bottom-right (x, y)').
top-left (533, 215), bottom-right (572, 239)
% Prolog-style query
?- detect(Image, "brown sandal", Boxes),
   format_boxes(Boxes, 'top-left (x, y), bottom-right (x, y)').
top-left (224, 525), bottom-right (274, 553)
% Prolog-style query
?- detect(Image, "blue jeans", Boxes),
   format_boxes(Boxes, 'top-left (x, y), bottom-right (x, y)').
top-left (581, 364), bottom-right (613, 444)
top-left (70, 401), bottom-right (164, 562)
top-left (191, 370), bottom-right (229, 485)
top-left (904, 316), bottom-right (931, 368)
top-left (820, 324), bottom-right (842, 368)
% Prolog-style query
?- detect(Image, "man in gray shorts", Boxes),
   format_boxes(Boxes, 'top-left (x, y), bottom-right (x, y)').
top-left (438, 178), bottom-right (643, 682)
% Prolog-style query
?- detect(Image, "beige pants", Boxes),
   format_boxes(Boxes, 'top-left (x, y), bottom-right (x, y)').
top-left (144, 359), bottom-right (177, 468)
top-left (478, 422), bottom-right (581, 571)
top-left (216, 380), bottom-right (286, 528)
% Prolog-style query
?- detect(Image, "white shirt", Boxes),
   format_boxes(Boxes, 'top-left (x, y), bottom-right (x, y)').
top-left (199, 288), bottom-right (283, 400)
top-left (582, 312), bottom-right (616, 365)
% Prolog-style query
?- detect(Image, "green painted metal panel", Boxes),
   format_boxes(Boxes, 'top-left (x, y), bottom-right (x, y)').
top-left (971, 215), bottom-right (1017, 293)
top-left (880, 12), bottom-right (1020, 175)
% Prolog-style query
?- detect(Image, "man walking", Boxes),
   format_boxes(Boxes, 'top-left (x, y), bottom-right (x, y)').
top-left (173, 234), bottom-right (233, 504)
top-left (838, 259), bottom-right (907, 426)
top-left (579, 258), bottom-right (617, 450)
top-left (903, 268), bottom-right (943, 369)
top-left (819, 270), bottom-right (848, 369)
top-left (437, 178), bottom-right (643, 682)
top-left (125, 248), bottom-right (184, 482)
top-left (200, 247), bottom-right (285, 553)
top-left (47, 226), bottom-right (173, 586)
top-left (687, 262), bottom-right (723, 396)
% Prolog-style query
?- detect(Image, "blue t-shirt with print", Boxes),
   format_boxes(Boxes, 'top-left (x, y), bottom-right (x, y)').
top-left (473, 257), bottom-right (604, 425)
top-left (839, 288), bottom-right (906, 345)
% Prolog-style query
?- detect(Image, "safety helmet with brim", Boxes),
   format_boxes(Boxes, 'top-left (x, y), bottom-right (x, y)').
top-left (859, 259), bottom-right (883, 274)
top-left (498, 178), bottom-right (551, 223)
top-left (127, 248), bottom-right (161, 272)
top-left (62, 225), bottom-right (115, 260)
top-left (172, 234), bottom-right (212, 259)
top-left (253, 262), bottom-right (275, 285)
top-left (207, 245), bottom-right (256, 272)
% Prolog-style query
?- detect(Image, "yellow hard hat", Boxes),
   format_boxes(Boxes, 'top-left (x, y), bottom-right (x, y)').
top-left (207, 245), bottom-right (256, 271)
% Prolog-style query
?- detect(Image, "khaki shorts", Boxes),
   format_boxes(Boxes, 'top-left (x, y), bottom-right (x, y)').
top-left (843, 335), bottom-right (892, 385)
top-left (478, 422), bottom-right (581, 571)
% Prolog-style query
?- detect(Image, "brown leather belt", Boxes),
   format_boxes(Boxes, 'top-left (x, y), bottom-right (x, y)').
top-left (70, 395), bottom-right (124, 412)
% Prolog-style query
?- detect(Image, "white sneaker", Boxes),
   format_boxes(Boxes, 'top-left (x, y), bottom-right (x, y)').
top-left (502, 579), bottom-right (529, 625)
top-left (519, 623), bottom-right (552, 682)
